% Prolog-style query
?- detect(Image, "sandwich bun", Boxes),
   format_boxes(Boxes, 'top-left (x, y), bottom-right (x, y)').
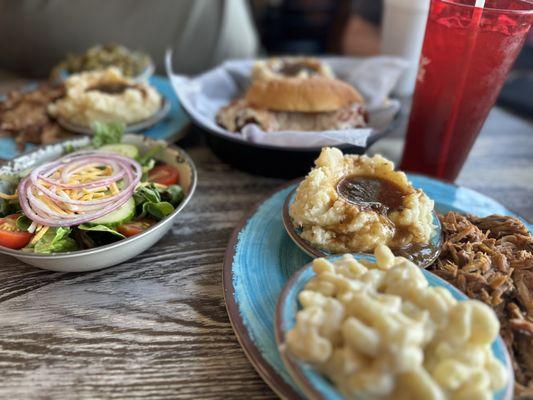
top-left (245, 77), bottom-right (364, 113)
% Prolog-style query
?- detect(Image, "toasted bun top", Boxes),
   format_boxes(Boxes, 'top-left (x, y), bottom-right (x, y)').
top-left (245, 77), bottom-right (364, 113)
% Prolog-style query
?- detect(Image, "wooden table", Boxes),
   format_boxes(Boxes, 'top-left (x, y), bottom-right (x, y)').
top-left (0, 104), bottom-right (532, 399)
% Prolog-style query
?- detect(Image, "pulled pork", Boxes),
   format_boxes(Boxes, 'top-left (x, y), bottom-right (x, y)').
top-left (429, 212), bottom-right (533, 398)
top-left (216, 98), bottom-right (367, 133)
top-left (0, 84), bottom-right (72, 150)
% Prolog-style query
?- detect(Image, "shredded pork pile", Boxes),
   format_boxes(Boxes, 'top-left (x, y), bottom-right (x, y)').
top-left (429, 212), bottom-right (533, 397)
top-left (0, 84), bottom-right (71, 150)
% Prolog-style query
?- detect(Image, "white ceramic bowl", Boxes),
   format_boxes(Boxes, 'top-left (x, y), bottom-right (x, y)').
top-left (0, 134), bottom-right (197, 272)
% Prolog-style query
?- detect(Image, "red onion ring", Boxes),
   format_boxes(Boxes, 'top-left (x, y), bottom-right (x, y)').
top-left (18, 150), bottom-right (141, 227)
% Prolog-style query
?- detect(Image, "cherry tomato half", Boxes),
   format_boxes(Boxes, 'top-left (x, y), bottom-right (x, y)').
top-left (117, 219), bottom-right (157, 237)
top-left (0, 214), bottom-right (34, 249)
top-left (148, 164), bottom-right (180, 186)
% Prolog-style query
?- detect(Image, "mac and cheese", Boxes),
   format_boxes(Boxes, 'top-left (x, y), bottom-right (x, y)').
top-left (285, 245), bottom-right (507, 400)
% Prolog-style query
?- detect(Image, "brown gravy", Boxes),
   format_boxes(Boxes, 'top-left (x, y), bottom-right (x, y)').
top-left (337, 175), bottom-right (437, 266)
top-left (277, 62), bottom-right (318, 77)
top-left (337, 175), bottom-right (406, 215)
top-left (86, 83), bottom-right (147, 98)
top-left (87, 83), bottom-right (133, 94)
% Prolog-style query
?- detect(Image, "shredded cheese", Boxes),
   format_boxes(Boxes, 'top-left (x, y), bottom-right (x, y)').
top-left (30, 225), bottom-right (49, 244)
top-left (36, 194), bottom-right (69, 215)
top-left (110, 182), bottom-right (119, 195)
top-left (0, 191), bottom-right (18, 200)
top-left (80, 193), bottom-right (94, 201)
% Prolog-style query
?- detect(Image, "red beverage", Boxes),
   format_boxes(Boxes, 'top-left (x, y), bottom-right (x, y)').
top-left (400, 0), bottom-right (533, 181)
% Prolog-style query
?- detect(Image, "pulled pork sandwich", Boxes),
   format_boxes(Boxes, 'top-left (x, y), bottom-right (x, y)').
top-left (216, 57), bottom-right (367, 133)
top-left (429, 212), bottom-right (533, 398)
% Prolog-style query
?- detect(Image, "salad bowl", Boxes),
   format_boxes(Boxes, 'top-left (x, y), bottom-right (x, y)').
top-left (0, 133), bottom-right (197, 272)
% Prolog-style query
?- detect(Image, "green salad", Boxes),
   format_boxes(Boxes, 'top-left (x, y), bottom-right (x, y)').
top-left (0, 123), bottom-right (185, 253)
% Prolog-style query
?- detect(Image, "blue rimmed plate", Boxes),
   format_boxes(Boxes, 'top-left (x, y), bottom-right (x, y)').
top-left (275, 254), bottom-right (513, 400)
top-left (222, 175), bottom-right (531, 399)
top-left (0, 76), bottom-right (190, 160)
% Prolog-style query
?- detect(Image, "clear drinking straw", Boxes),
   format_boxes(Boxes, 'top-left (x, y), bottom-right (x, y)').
top-left (436, 0), bottom-right (486, 177)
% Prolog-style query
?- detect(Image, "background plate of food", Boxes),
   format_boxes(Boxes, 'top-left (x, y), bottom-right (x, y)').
top-left (51, 43), bottom-right (155, 83)
top-left (0, 127), bottom-right (197, 272)
top-left (0, 68), bottom-right (190, 160)
top-left (49, 68), bottom-right (171, 135)
top-left (222, 152), bottom-right (532, 399)
top-left (167, 52), bottom-right (406, 178)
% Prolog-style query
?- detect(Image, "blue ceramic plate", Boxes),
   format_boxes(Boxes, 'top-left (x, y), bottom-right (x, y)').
top-left (222, 175), bottom-right (532, 399)
top-left (281, 185), bottom-right (442, 268)
top-left (275, 254), bottom-right (513, 400)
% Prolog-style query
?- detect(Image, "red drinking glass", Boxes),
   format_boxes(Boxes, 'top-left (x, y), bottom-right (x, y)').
top-left (400, 0), bottom-right (533, 181)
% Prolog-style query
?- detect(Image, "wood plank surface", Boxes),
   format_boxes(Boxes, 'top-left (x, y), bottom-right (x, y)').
top-left (0, 95), bottom-right (531, 398)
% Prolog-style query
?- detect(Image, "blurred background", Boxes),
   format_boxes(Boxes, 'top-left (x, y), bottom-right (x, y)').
top-left (0, 0), bottom-right (531, 116)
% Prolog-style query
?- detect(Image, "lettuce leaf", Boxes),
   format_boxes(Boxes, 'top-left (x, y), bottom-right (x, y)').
top-left (78, 224), bottom-right (125, 239)
top-left (0, 179), bottom-right (21, 217)
top-left (163, 185), bottom-right (184, 206)
top-left (137, 145), bottom-right (163, 166)
top-left (142, 201), bottom-right (174, 219)
top-left (134, 184), bottom-right (161, 204)
top-left (133, 183), bottom-right (184, 220)
top-left (74, 224), bottom-right (126, 248)
top-left (33, 227), bottom-right (77, 254)
top-left (16, 215), bottom-right (32, 231)
top-left (0, 198), bottom-right (20, 218)
top-left (91, 122), bottom-right (125, 148)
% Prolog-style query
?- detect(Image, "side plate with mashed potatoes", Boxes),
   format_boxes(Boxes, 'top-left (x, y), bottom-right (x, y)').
top-left (282, 185), bottom-right (443, 268)
top-left (222, 179), bottom-right (531, 400)
top-left (56, 97), bottom-right (171, 135)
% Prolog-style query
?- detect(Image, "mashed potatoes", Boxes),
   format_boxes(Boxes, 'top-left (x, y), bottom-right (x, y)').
top-left (289, 148), bottom-right (435, 253)
top-left (48, 68), bottom-right (161, 126)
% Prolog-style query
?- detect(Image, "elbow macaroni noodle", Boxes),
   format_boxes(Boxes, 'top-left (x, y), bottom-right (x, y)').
top-left (285, 245), bottom-right (507, 400)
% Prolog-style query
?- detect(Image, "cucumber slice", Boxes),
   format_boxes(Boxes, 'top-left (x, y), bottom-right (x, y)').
top-left (86, 197), bottom-right (135, 227)
top-left (99, 144), bottom-right (139, 159)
